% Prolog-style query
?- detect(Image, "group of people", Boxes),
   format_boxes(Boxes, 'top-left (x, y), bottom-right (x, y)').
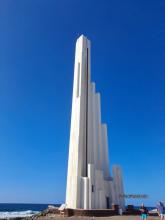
top-left (139, 202), bottom-right (165, 220)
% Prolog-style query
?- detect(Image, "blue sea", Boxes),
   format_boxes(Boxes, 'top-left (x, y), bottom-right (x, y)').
top-left (0, 203), bottom-right (60, 219)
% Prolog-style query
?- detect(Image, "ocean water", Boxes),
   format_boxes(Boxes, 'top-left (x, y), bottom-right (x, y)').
top-left (135, 206), bottom-right (155, 211)
top-left (0, 203), bottom-right (60, 219)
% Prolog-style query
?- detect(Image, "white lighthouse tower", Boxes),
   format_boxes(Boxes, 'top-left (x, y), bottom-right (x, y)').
top-left (65, 35), bottom-right (125, 210)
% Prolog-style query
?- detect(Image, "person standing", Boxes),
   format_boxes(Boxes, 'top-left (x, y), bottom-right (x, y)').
top-left (139, 203), bottom-right (148, 220)
top-left (157, 202), bottom-right (165, 220)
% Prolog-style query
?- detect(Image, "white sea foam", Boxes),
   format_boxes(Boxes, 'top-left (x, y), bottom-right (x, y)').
top-left (0, 210), bottom-right (40, 219)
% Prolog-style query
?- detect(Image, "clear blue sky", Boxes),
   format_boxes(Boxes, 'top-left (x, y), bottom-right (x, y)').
top-left (0, 0), bottom-right (165, 206)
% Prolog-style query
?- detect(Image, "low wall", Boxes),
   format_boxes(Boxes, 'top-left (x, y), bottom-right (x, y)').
top-left (45, 204), bottom-right (158, 217)
top-left (64, 208), bottom-right (118, 217)
top-left (124, 205), bottom-right (158, 216)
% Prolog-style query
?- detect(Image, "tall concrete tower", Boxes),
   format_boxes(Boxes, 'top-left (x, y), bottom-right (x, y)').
top-left (65, 35), bottom-right (125, 210)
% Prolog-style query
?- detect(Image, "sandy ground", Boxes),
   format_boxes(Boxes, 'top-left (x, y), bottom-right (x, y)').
top-left (37, 215), bottom-right (159, 220)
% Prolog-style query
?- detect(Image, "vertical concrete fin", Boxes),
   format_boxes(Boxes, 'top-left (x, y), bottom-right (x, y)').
top-left (112, 165), bottom-right (125, 209)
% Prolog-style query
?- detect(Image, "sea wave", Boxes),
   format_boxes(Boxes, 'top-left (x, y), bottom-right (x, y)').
top-left (0, 210), bottom-right (40, 219)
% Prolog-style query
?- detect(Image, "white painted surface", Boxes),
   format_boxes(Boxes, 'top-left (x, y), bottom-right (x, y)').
top-left (65, 35), bottom-right (125, 209)
top-left (113, 165), bottom-right (125, 210)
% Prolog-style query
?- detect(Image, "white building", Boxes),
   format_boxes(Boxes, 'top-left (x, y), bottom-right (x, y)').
top-left (65, 35), bottom-right (125, 210)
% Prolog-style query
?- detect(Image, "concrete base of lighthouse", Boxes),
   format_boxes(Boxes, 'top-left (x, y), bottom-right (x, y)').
top-left (57, 205), bottom-right (120, 217)
top-left (66, 163), bottom-right (125, 211)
